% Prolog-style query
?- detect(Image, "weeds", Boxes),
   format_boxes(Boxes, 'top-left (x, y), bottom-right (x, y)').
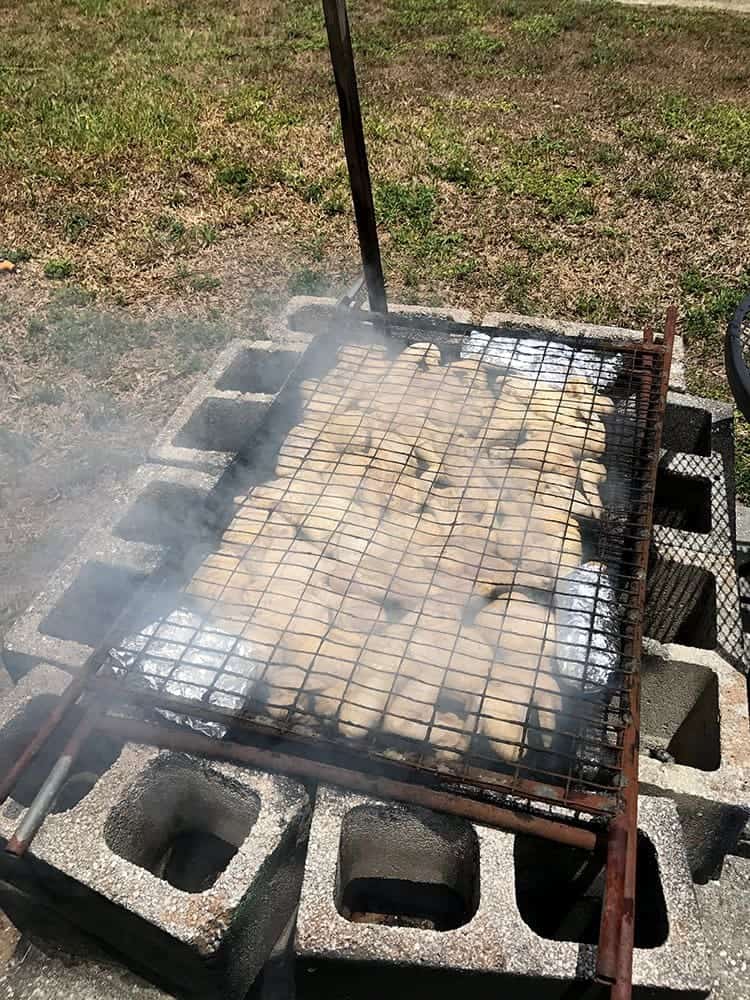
top-left (44, 259), bottom-right (74, 279)
top-left (0, 248), bottom-right (32, 264)
top-left (628, 167), bottom-right (678, 203)
top-left (216, 164), bottom-right (256, 193)
top-left (679, 269), bottom-right (750, 343)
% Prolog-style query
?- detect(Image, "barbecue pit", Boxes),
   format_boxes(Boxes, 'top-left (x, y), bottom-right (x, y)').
top-left (0, 2), bottom-right (683, 998)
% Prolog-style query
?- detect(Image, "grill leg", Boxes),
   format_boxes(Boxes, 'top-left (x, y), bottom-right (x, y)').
top-left (596, 814), bottom-right (628, 984)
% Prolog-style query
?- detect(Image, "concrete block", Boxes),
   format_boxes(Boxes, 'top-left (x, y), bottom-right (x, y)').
top-left (736, 503), bottom-right (750, 548)
top-left (0, 879), bottom-right (173, 999)
top-left (481, 310), bottom-right (686, 391)
top-left (2, 463), bottom-right (226, 677)
top-left (285, 295), bottom-right (473, 336)
top-left (696, 855), bottom-right (750, 1000)
top-left (0, 734), bottom-right (310, 999)
top-left (663, 392), bottom-right (735, 508)
top-left (295, 787), bottom-right (708, 998)
top-left (639, 641), bottom-right (750, 881)
top-left (149, 338), bottom-right (311, 474)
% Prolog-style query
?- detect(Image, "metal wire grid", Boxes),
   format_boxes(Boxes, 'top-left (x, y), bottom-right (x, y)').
top-left (103, 331), bottom-right (666, 817)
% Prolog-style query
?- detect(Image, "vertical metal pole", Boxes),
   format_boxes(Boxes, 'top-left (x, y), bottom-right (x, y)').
top-left (322, 0), bottom-right (387, 315)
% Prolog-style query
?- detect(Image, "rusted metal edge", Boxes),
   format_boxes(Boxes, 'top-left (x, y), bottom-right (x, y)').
top-left (0, 674), bottom-right (87, 806)
top-left (609, 307), bottom-right (676, 1000)
top-left (97, 714), bottom-right (600, 851)
top-left (88, 676), bottom-right (620, 817)
top-left (596, 311), bottom-right (677, 998)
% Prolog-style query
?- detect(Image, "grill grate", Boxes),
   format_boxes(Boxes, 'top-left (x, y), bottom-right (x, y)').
top-left (102, 321), bottom-right (668, 819)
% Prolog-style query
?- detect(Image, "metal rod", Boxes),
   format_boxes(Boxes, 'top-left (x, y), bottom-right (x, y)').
top-left (322, 0), bottom-right (387, 314)
top-left (596, 813), bottom-right (629, 983)
top-left (336, 274), bottom-right (366, 311)
top-left (98, 715), bottom-right (600, 851)
top-left (0, 674), bottom-right (86, 806)
top-left (612, 787), bottom-right (639, 1000)
top-left (603, 310), bottom-right (676, 1000)
top-left (6, 708), bottom-right (97, 857)
top-left (88, 676), bottom-right (620, 816)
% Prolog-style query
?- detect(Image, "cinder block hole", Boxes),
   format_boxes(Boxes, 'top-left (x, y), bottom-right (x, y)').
top-left (115, 483), bottom-right (215, 546)
top-left (39, 562), bottom-right (148, 646)
top-left (514, 833), bottom-right (668, 948)
top-left (662, 404), bottom-right (712, 456)
top-left (0, 695), bottom-right (122, 813)
top-left (653, 470), bottom-right (711, 533)
top-left (173, 398), bottom-right (265, 453)
top-left (641, 658), bottom-right (720, 771)
top-left (336, 804), bottom-right (479, 931)
top-left (216, 348), bottom-right (299, 394)
top-left (104, 754), bottom-right (259, 894)
top-left (644, 556), bottom-right (716, 649)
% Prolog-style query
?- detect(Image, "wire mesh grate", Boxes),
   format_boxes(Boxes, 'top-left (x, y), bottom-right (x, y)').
top-left (103, 324), bottom-right (668, 817)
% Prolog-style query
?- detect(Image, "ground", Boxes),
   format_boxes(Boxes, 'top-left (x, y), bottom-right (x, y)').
top-left (1, 0), bottom-right (750, 641)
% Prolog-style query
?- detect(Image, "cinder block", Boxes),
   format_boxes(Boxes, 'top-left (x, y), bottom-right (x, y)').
top-left (663, 391), bottom-right (735, 509)
top-left (149, 338), bottom-right (311, 474)
top-left (0, 725), bottom-right (310, 999)
top-left (2, 463), bottom-right (226, 677)
top-left (639, 640), bottom-right (750, 881)
top-left (0, 881), bottom-right (173, 1000)
top-left (285, 295), bottom-right (473, 335)
top-left (295, 787), bottom-right (708, 998)
top-left (696, 855), bottom-right (750, 1000)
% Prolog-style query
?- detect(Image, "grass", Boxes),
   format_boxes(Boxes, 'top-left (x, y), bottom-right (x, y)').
top-left (1, 0), bottom-right (750, 493)
top-left (43, 259), bottom-right (74, 279)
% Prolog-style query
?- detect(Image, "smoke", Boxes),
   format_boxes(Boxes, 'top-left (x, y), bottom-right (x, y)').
top-left (103, 313), bottom-right (631, 787)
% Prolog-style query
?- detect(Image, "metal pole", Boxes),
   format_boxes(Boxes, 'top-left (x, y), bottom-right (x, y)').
top-left (322, 0), bottom-right (387, 314)
top-left (6, 708), bottom-right (97, 857)
top-left (0, 674), bottom-right (86, 806)
top-left (601, 311), bottom-right (677, 999)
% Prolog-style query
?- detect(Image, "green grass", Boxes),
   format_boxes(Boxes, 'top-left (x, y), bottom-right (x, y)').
top-left (661, 95), bottom-right (750, 174)
top-left (43, 259), bottom-right (74, 279)
top-left (680, 269), bottom-right (750, 344)
top-left (499, 142), bottom-right (598, 221)
top-left (287, 266), bottom-right (328, 296)
top-left (22, 294), bottom-right (234, 376)
top-left (511, 12), bottom-right (566, 41)
top-left (216, 163), bottom-right (256, 193)
top-left (0, 248), bottom-right (32, 264)
top-left (376, 180), bottom-right (437, 230)
top-left (628, 167), bottom-right (679, 203)
top-left (188, 273), bottom-right (221, 292)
